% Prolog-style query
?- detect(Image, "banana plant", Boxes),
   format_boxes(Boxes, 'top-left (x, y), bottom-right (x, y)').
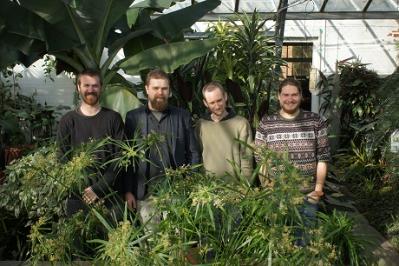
top-left (0, 0), bottom-right (220, 118)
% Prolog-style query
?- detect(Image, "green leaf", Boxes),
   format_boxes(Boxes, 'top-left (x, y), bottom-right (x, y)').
top-left (123, 33), bottom-right (163, 58)
top-left (101, 84), bottom-right (142, 121)
top-left (1, 33), bottom-right (43, 55)
top-left (19, 0), bottom-right (82, 51)
top-left (126, 8), bottom-right (140, 28)
top-left (131, 0), bottom-right (174, 9)
top-left (120, 38), bottom-right (217, 75)
top-left (142, 0), bottom-right (221, 41)
top-left (0, 42), bottom-right (20, 69)
top-left (0, 1), bottom-right (46, 41)
top-left (92, 208), bottom-right (112, 232)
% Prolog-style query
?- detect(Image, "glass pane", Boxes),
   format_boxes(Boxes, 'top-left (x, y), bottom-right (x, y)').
top-left (309, 0), bottom-right (324, 12)
top-left (324, 0), bottom-right (367, 11)
top-left (281, 45), bottom-right (312, 59)
top-left (238, 0), bottom-right (278, 13)
top-left (287, 0), bottom-right (320, 12)
top-left (368, 0), bottom-right (399, 11)
top-left (293, 62), bottom-right (312, 77)
top-left (292, 46), bottom-right (312, 58)
top-left (214, 0), bottom-right (236, 13)
top-left (161, 0), bottom-right (191, 14)
top-left (281, 63), bottom-right (311, 78)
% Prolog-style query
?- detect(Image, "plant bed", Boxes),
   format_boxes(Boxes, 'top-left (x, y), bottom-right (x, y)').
top-left (0, 141), bottom-right (371, 265)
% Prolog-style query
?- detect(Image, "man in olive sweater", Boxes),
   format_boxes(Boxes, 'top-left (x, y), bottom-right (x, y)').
top-left (196, 81), bottom-right (253, 181)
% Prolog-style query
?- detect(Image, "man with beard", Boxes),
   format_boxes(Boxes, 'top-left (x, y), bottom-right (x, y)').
top-left (255, 77), bottom-right (330, 245)
top-left (57, 69), bottom-right (124, 216)
top-left (124, 69), bottom-right (200, 224)
top-left (196, 81), bottom-right (253, 181)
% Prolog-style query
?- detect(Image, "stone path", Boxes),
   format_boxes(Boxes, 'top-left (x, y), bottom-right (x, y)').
top-left (325, 179), bottom-right (399, 266)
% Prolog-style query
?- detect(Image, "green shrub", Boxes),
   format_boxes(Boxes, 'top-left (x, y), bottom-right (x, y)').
top-left (319, 210), bottom-right (367, 266)
top-left (0, 144), bottom-right (99, 219)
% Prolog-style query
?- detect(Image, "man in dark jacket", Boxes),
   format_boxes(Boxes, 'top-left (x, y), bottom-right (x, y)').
top-left (124, 69), bottom-right (200, 222)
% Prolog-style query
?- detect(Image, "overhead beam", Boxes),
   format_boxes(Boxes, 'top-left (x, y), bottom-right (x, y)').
top-left (200, 11), bottom-right (399, 21)
top-left (363, 0), bottom-right (373, 12)
top-left (320, 0), bottom-right (329, 12)
top-left (234, 0), bottom-right (239, 13)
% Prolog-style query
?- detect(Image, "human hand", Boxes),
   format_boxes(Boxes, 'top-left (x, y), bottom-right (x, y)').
top-left (83, 187), bottom-right (98, 204)
top-left (125, 192), bottom-right (137, 210)
top-left (306, 190), bottom-right (324, 203)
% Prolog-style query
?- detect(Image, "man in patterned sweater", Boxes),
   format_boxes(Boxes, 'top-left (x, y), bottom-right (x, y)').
top-left (255, 78), bottom-right (330, 202)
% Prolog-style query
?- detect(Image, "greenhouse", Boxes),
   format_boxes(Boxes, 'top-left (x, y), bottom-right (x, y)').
top-left (0, 0), bottom-right (398, 265)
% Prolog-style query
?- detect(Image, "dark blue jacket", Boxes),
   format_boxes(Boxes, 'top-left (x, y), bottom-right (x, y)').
top-left (124, 105), bottom-right (200, 200)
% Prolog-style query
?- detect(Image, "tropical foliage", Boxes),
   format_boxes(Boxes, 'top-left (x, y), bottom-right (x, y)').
top-left (0, 0), bottom-right (221, 117)
top-left (208, 11), bottom-right (282, 128)
top-left (318, 61), bottom-right (399, 249)
top-left (0, 68), bottom-right (58, 146)
top-left (171, 11), bottom-right (282, 127)
top-left (0, 137), bottom-right (369, 264)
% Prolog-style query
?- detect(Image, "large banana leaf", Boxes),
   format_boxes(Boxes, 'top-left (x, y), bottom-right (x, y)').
top-left (0, 1), bottom-right (46, 68)
top-left (120, 38), bottom-right (217, 75)
top-left (19, 0), bottom-right (134, 60)
top-left (18, 0), bottom-right (82, 51)
top-left (101, 85), bottom-right (142, 121)
top-left (2, 0), bottom-right (220, 118)
top-left (131, 0), bottom-right (175, 10)
top-left (0, 42), bottom-right (19, 69)
top-left (143, 0), bottom-right (221, 41)
top-left (123, 0), bottom-right (220, 60)
top-left (0, 1), bottom-right (46, 41)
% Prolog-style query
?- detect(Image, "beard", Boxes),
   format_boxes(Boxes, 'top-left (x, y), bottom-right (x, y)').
top-left (81, 91), bottom-right (99, 106)
top-left (149, 96), bottom-right (168, 111)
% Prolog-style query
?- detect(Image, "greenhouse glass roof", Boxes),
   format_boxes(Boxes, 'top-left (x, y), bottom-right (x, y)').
top-left (166, 0), bottom-right (399, 20)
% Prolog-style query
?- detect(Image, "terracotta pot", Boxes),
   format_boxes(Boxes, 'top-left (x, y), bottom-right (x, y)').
top-left (4, 144), bottom-right (35, 165)
top-left (5, 147), bottom-right (23, 165)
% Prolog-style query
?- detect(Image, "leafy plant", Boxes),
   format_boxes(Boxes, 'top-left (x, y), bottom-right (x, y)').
top-left (116, 148), bottom-right (338, 265)
top-left (0, 140), bottom-right (109, 219)
top-left (206, 11), bottom-right (282, 128)
top-left (28, 206), bottom-right (111, 264)
top-left (319, 210), bottom-right (367, 266)
top-left (169, 55), bottom-right (212, 119)
top-left (0, 209), bottom-right (30, 260)
top-left (2, 132), bottom-right (375, 264)
top-left (387, 215), bottom-right (399, 250)
top-left (90, 205), bottom-right (151, 266)
top-left (0, 67), bottom-right (58, 146)
top-left (0, 0), bottom-right (220, 117)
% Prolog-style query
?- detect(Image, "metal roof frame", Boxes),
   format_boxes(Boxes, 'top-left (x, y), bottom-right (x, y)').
top-left (200, 11), bottom-right (399, 20)
top-left (193, 0), bottom-right (399, 20)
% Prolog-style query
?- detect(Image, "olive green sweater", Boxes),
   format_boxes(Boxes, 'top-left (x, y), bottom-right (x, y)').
top-left (196, 110), bottom-right (253, 180)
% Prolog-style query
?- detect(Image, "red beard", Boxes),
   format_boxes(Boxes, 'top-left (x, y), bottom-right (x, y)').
top-left (82, 92), bottom-right (99, 106)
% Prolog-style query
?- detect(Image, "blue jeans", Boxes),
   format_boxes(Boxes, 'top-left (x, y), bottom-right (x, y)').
top-left (295, 196), bottom-right (319, 246)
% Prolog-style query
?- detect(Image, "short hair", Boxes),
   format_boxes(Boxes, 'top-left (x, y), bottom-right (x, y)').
top-left (278, 78), bottom-right (302, 95)
top-left (76, 69), bottom-right (102, 86)
top-left (202, 81), bottom-right (226, 98)
top-left (145, 69), bottom-right (169, 86)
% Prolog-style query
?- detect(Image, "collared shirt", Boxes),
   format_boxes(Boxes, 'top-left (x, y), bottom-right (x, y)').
top-left (146, 109), bottom-right (174, 187)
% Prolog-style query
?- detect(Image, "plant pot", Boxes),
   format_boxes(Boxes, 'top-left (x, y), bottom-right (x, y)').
top-left (4, 144), bottom-right (34, 165)
top-left (4, 147), bottom-right (23, 165)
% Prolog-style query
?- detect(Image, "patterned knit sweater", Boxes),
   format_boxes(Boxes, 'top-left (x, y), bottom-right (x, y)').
top-left (255, 110), bottom-right (330, 180)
